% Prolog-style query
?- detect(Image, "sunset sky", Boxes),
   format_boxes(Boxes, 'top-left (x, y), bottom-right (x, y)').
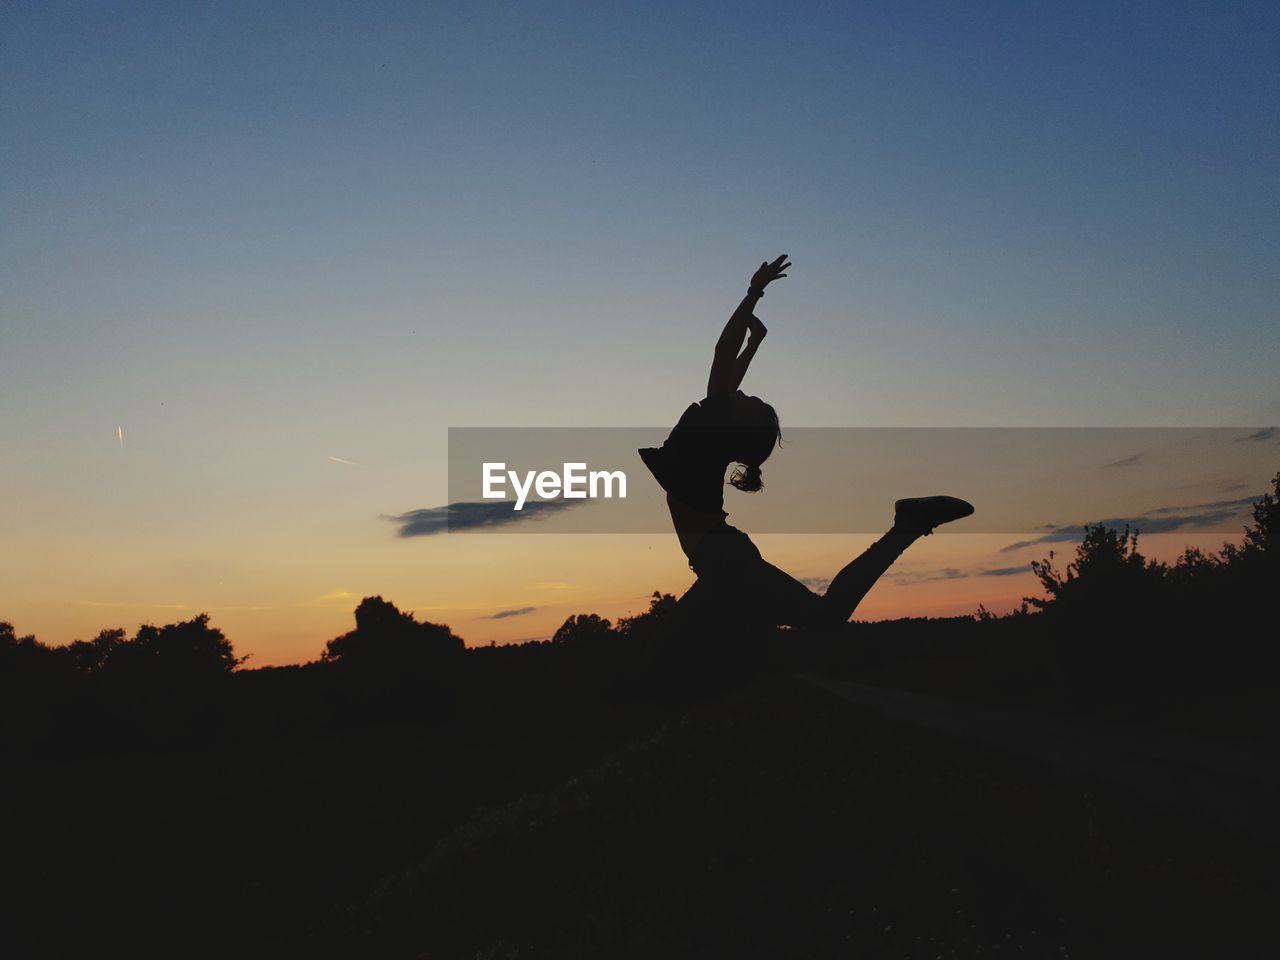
top-left (3, 1), bottom-right (1277, 664)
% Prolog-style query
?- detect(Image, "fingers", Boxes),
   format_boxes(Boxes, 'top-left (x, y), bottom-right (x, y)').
top-left (752, 254), bottom-right (792, 285)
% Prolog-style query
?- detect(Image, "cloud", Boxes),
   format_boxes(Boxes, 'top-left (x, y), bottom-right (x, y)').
top-left (487, 606), bottom-right (536, 620)
top-left (798, 576), bottom-right (832, 592)
top-left (977, 565), bottom-right (1031, 577)
top-left (888, 567), bottom-right (969, 586)
top-left (997, 494), bottom-right (1260, 552)
top-left (1105, 453), bottom-right (1144, 468)
top-left (382, 498), bottom-right (585, 537)
top-left (77, 600), bottom-right (189, 610)
top-left (1236, 427), bottom-right (1276, 442)
top-left (1143, 496), bottom-right (1259, 517)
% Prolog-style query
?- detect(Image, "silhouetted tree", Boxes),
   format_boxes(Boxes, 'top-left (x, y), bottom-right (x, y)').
top-left (0, 621), bottom-right (49, 670)
top-left (1018, 471), bottom-right (1279, 712)
top-left (0, 622), bottom-right (68, 722)
top-left (63, 627), bottom-right (127, 677)
top-left (1242, 470), bottom-right (1278, 557)
top-left (99, 613), bottom-right (243, 681)
top-left (323, 596), bottom-right (464, 667)
top-left (1028, 525), bottom-right (1170, 704)
top-left (1028, 525), bottom-right (1164, 609)
top-left (1221, 470), bottom-right (1278, 580)
top-left (551, 613), bottom-right (614, 646)
top-left (322, 597), bottom-right (465, 721)
top-left (615, 592), bottom-right (679, 640)
top-left (1165, 546), bottom-right (1223, 592)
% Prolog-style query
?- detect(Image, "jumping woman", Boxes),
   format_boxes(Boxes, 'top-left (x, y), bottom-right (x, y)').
top-left (639, 255), bottom-right (974, 629)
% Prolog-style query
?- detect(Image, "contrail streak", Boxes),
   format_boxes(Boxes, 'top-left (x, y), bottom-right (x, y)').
top-left (328, 456), bottom-right (357, 465)
top-left (117, 425), bottom-right (124, 448)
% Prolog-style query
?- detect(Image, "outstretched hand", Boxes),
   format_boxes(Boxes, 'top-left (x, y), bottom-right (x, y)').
top-left (750, 254), bottom-right (791, 291)
top-left (710, 257), bottom-right (783, 395)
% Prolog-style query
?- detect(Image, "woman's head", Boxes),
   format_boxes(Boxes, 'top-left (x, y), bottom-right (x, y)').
top-left (726, 392), bottom-right (781, 492)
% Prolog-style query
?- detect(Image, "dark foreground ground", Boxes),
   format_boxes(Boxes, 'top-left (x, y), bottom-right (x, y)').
top-left (263, 675), bottom-right (1271, 959)
top-left (11, 497), bottom-right (1278, 956)
top-left (5, 670), bottom-right (1274, 959)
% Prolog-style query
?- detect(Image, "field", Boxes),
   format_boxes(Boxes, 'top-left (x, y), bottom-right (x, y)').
top-left (6, 668), bottom-right (1271, 959)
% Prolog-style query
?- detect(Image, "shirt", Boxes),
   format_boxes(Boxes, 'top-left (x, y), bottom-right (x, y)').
top-left (638, 391), bottom-right (738, 518)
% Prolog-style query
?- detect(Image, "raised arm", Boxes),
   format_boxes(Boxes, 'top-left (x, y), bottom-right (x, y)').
top-left (707, 254), bottom-right (791, 396)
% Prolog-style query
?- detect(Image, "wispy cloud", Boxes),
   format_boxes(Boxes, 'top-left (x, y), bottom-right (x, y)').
top-left (328, 456), bottom-right (358, 465)
top-left (77, 600), bottom-right (189, 610)
top-left (383, 499), bottom-right (585, 537)
top-left (882, 562), bottom-right (1034, 588)
top-left (888, 567), bottom-right (969, 586)
top-left (1143, 496), bottom-right (1258, 517)
top-left (1105, 453), bottom-right (1144, 468)
top-left (798, 576), bottom-right (832, 592)
top-left (978, 565), bottom-right (1030, 577)
top-left (487, 606), bottom-right (536, 620)
top-left (1236, 427), bottom-right (1276, 443)
top-left (998, 494), bottom-right (1259, 553)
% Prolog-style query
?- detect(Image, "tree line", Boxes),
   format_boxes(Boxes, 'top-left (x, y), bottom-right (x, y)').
top-left (3, 472), bottom-right (1276, 745)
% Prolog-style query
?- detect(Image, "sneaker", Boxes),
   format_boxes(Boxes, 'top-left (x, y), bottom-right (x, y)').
top-left (894, 496), bottom-right (975, 536)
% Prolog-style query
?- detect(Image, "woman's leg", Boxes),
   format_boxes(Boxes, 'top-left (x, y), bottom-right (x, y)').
top-left (687, 498), bottom-right (972, 630)
top-left (816, 525), bottom-right (919, 625)
top-left (814, 497), bottom-right (975, 624)
top-left (728, 527), bottom-right (919, 630)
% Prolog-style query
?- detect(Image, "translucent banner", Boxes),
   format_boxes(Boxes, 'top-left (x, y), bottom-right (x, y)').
top-left (411, 427), bottom-right (1279, 536)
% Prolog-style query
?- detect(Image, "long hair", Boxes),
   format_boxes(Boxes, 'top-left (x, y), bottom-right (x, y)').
top-left (729, 462), bottom-right (765, 492)
top-left (727, 399), bottom-right (781, 492)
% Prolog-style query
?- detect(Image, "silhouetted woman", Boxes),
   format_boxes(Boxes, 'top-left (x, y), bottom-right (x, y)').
top-left (639, 255), bottom-right (974, 629)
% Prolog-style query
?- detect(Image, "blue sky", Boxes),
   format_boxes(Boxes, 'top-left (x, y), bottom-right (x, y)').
top-left (2, 1), bottom-right (1277, 658)
top-left (5, 1), bottom-right (1277, 426)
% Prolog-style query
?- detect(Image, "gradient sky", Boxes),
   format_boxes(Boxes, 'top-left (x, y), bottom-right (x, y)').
top-left (3, 1), bottom-right (1277, 664)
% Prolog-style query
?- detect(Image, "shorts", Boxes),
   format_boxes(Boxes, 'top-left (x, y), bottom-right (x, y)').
top-left (680, 525), bottom-right (825, 628)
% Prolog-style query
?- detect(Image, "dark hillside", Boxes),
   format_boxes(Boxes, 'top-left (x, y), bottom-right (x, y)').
top-left (268, 675), bottom-right (1272, 959)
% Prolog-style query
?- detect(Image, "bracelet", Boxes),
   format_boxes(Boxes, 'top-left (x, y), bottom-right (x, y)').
top-left (748, 285), bottom-right (764, 298)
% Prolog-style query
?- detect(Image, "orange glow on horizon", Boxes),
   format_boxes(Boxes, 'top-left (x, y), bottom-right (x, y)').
top-left (2, 531), bottom-right (1242, 667)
